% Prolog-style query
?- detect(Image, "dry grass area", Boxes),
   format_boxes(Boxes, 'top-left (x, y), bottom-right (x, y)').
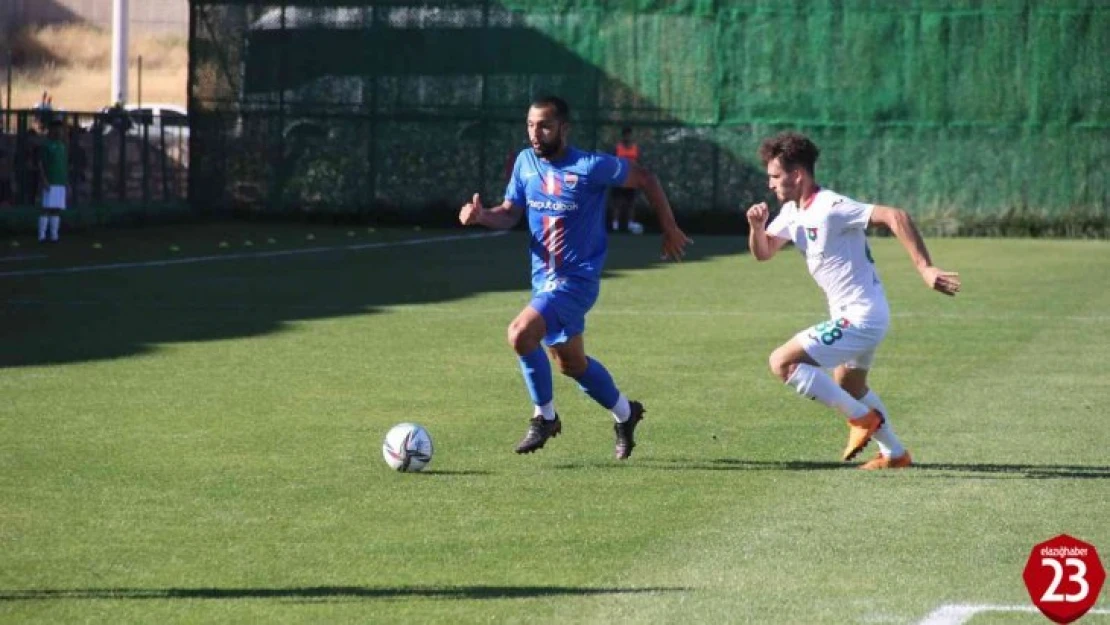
top-left (5, 23), bottom-right (186, 112)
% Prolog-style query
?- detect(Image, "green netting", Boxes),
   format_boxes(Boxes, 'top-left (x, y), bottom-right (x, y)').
top-left (189, 0), bottom-right (1109, 228)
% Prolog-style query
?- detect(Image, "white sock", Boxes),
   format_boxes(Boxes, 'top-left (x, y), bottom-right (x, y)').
top-left (786, 364), bottom-right (871, 420)
top-left (48, 216), bottom-right (60, 240)
top-left (859, 390), bottom-right (906, 458)
top-left (611, 393), bottom-right (631, 423)
top-left (533, 402), bottom-right (557, 421)
top-left (38, 216), bottom-right (48, 240)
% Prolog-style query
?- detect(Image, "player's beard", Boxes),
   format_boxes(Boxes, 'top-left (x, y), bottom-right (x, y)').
top-left (779, 179), bottom-right (801, 204)
top-left (532, 137), bottom-right (562, 158)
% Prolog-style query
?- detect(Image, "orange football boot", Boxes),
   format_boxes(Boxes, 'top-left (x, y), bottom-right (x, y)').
top-left (859, 450), bottom-right (913, 470)
top-left (842, 409), bottom-right (884, 461)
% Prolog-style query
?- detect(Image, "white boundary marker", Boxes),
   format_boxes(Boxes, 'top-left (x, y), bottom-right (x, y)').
top-left (380, 306), bottom-right (1110, 324)
top-left (4, 301), bottom-right (1108, 325)
top-left (2, 231), bottom-right (1108, 325)
top-left (917, 603), bottom-right (1110, 624)
top-left (0, 231), bottom-right (507, 278)
top-left (0, 254), bottom-right (48, 262)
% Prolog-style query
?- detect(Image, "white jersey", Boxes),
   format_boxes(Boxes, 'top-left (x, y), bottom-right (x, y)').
top-left (766, 188), bottom-right (889, 327)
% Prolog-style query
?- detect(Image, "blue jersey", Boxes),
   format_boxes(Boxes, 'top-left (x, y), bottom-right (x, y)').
top-left (504, 146), bottom-right (631, 295)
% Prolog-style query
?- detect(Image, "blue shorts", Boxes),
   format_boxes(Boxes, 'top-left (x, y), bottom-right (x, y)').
top-left (529, 279), bottom-right (598, 347)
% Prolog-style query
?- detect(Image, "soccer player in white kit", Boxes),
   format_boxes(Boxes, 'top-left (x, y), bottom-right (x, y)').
top-left (746, 132), bottom-right (961, 469)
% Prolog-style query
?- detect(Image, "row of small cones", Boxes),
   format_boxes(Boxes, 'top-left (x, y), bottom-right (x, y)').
top-left (5, 226), bottom-right (441, 251)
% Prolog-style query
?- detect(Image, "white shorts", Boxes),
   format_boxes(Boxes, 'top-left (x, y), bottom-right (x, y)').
top-left (794, 317), bottom-right (887, 370)
top-left (42, 185), bottom-right (66, 210)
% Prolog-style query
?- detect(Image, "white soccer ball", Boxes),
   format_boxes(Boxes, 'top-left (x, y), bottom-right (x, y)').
top-left (628, 221), bottom-right (644, 235)
top-left (381, 423), bottom-right (434, 472)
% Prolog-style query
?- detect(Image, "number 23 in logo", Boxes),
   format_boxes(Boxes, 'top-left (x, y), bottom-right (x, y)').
top-left (1023, 534), bottom-right (1105, 624)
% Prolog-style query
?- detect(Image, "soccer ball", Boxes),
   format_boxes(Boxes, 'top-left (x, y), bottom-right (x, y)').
top-left (628, 221), bottom-right (644, 235)
top-left (381, 423), bottom-right (434, 472)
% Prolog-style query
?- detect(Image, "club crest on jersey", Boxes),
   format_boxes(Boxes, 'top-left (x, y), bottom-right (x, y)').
top-left (543, 171), bottom-right (562, 195)
top-left (563, 173), bottom-right (578, 189)
top-left (806, 227), bottom-right (819, 241)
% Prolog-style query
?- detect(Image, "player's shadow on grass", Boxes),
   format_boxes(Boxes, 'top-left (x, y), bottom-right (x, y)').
top-left (555, 458), bottom-right (850, 471)
top-left (910, 462), bottom-right (1110, 480)
top-left (703, 459), bottom-right (1110, 479)
top-left (557, 459), bottom-right (1110, 479)
top-left (0, 585), bottom-right (689, 602)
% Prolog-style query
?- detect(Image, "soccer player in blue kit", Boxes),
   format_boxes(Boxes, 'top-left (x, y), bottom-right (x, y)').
top-left (459, 95), bottom-right (692, 459)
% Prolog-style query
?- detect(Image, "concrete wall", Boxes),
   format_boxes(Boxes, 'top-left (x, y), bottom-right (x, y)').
top-left (2, 0), bottom-right (188, 35)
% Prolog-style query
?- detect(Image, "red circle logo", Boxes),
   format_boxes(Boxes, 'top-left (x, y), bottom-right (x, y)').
top-left (1023, 534), bottom-right (1106, 624)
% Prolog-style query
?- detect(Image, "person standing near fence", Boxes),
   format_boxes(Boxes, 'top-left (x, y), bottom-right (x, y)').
top-left (69, 120), bottom-right (88, 203)
top-left (0, 148), bottom-right (13, 207)
top-left (37, 119), bottom-right (68, 243)
top-left (609, 126), bottom-right (643, 234)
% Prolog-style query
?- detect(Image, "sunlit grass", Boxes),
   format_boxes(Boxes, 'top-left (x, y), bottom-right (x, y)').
top-left (1, 230), bottom-right (1108, 624)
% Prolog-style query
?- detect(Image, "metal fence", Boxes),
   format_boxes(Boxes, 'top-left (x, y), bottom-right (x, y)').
top-left (0, 108), bottom-right (188, 215)
top-left (187, 0), bottom-right (1109, 232)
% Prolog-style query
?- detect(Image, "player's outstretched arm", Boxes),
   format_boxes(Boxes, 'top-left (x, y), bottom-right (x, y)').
top-left (459, 193), bottom-right (523, 230)
top-left (623, 164), bottom-right (691, 261)
top-left (869, 205), bottom-right (961, 296)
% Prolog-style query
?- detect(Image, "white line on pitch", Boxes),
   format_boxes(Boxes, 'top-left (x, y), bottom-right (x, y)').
top-left (377, 306), bottom-right (1110, 324)
top-left (0, 231), bottom-right (507, 278)
top-left (916, 603), bottom-right (1110, 625)
top-left (0, 254), bottom-right (48, 262)
top-left (4, 300), bottom-right (1107, 324)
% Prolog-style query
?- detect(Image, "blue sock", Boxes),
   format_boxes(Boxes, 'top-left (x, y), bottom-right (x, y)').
top-left (518, 347), bottom-right (553, 406)
top-left (574, 357), bottom-right (620, 410)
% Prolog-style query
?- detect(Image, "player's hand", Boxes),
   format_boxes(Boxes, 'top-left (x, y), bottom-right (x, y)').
top-left (459, 192), bottom-right (484, 226)
top-left (746, 202), bottom-right (769, 230)
top-left (921, 266), bottom-right (961, 296)
top-left (660, 227), bottom-right (693, 262)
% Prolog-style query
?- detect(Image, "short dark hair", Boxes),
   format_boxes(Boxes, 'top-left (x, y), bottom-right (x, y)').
top-left (530, 94), bottom-right (570, 122)
top-left (758, 131), bottom-right (820, 175)
top-left (621, 126), bottom-right (632, 135)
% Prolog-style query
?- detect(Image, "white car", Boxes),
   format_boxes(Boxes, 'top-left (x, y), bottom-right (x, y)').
top-left (90, 103), bottom-right (189, 142)
top-left (124, 104), bottom-right (189, 141)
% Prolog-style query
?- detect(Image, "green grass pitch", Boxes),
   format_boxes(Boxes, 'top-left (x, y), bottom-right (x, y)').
top-left (2, 225), bottom-right (1108, 624)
